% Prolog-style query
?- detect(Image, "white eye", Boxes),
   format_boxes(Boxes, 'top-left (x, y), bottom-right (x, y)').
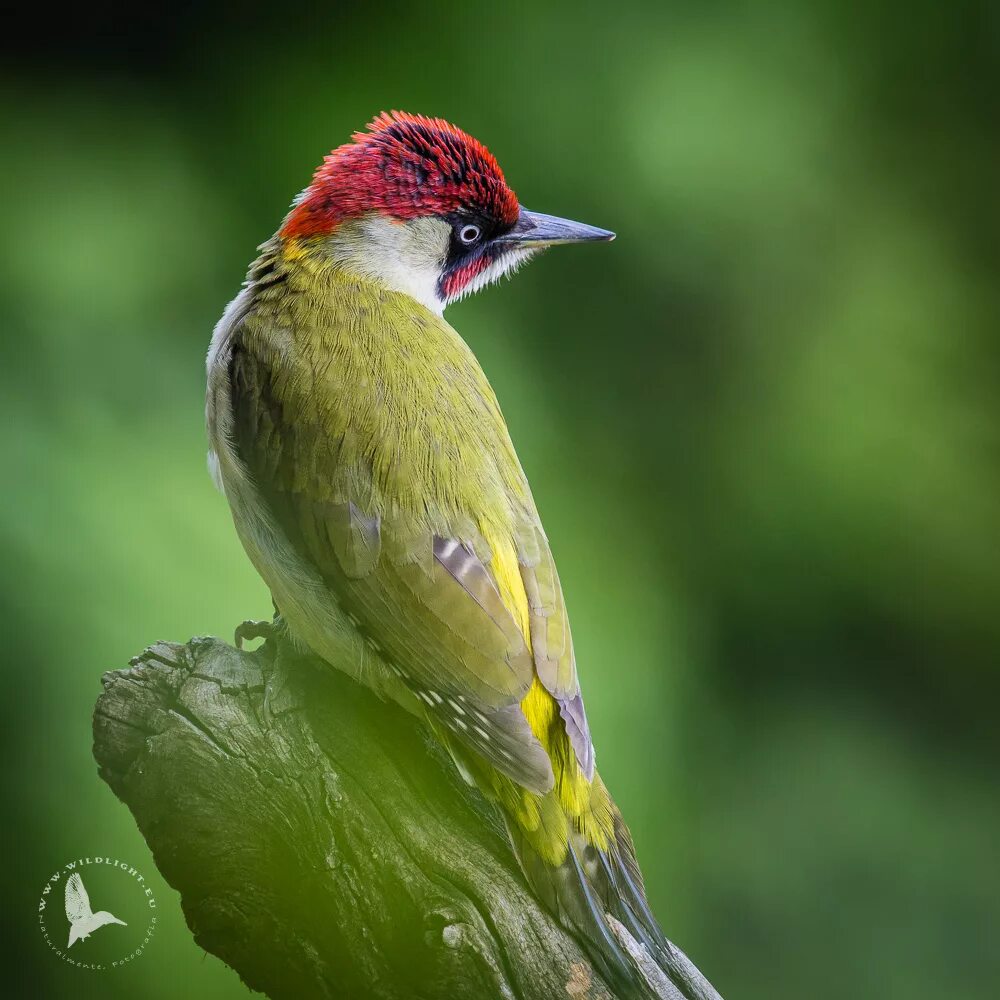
top-left (458, 224), bottom-right (481, 244)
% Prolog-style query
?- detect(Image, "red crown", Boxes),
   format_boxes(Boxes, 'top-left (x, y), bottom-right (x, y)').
top-left (281, 112), bottom-right (520, 239)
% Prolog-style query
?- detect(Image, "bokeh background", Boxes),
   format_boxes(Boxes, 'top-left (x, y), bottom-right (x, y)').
top-left (3, 2), bottom-right (998, 998)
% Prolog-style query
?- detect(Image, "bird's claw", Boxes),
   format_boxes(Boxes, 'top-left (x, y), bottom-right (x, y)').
top-left (235, 618), bottom-right (275, 650)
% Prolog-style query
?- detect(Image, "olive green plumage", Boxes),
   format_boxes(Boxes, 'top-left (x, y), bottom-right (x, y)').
top-left (210, 238), bottom-right (663, 991)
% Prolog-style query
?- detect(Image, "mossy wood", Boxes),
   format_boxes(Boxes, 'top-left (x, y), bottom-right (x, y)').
top-left (92, 635), bottom-right (722, 1000)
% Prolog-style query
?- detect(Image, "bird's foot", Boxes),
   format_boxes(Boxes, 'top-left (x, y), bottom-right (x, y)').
top-left (235, 618), bottom-right (276, 650)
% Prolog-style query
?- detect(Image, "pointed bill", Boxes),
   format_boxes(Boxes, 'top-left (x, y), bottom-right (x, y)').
top-left (498, 208), bottom-right (615, 247)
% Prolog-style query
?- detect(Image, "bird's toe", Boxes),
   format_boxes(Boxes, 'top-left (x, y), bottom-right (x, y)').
top-left (234, 618), bottom-right (276, 650)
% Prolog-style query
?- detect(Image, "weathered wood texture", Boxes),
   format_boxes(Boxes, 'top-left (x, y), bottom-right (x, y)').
top-left (92, 635), bottom-right (722, 1000)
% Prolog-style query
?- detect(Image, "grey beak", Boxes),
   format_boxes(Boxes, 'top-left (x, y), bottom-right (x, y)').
top-left (498, 208), bottom-right (615, 247)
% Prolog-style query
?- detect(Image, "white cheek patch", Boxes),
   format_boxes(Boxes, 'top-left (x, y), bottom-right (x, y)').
top-left (324, 214), bottom-right (538, 312)
top-left (328, 215), bottom-right (451, 315)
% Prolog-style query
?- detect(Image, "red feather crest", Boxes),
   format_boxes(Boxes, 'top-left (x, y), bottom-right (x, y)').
top-left (282, 111), bottom-right (520, 238)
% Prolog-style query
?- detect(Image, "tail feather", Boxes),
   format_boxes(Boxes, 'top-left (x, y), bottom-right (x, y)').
top-left (435, 714), bottom-right (697, 996)
top-left (600, 815), bottom-right (670, 959)
top-left (504, 805), bottom-right (678, 999)
top-left (503, 815), bottom-right (638, 990)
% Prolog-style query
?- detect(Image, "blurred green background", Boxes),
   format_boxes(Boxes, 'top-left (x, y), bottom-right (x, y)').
top-left (3, 2), bottom-right (998, 997)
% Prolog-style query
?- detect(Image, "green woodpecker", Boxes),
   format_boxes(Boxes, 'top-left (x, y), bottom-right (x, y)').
top-left (207, 112), bottom-right (669, 989)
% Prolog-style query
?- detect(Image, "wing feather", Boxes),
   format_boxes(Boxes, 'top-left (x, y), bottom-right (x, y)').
top-left (64, 873), bottom-right (92, 923)
top-left (518, 522), bottom-right (594, 778)
top-left (228, 334), bottom-right (555, 792)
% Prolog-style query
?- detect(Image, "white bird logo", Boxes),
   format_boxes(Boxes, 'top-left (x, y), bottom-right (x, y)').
top-left (64, 872), bottom-right (127, 948)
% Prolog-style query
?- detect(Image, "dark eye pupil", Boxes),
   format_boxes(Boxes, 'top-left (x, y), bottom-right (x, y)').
top-left (459, 225), bottom-right (480, 244)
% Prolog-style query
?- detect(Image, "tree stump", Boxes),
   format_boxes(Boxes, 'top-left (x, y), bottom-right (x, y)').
top-left (92, 634), bottom-right (722, 1000)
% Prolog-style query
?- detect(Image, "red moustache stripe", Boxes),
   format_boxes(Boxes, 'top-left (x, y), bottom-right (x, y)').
top-left (440, 256), bottom-right (491, 300)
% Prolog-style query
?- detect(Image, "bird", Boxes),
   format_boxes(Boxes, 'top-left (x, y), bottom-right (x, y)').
top-left (207, 111), bottom-right (671, 993)
top-left (64, 872), bottom-right (127, 948)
